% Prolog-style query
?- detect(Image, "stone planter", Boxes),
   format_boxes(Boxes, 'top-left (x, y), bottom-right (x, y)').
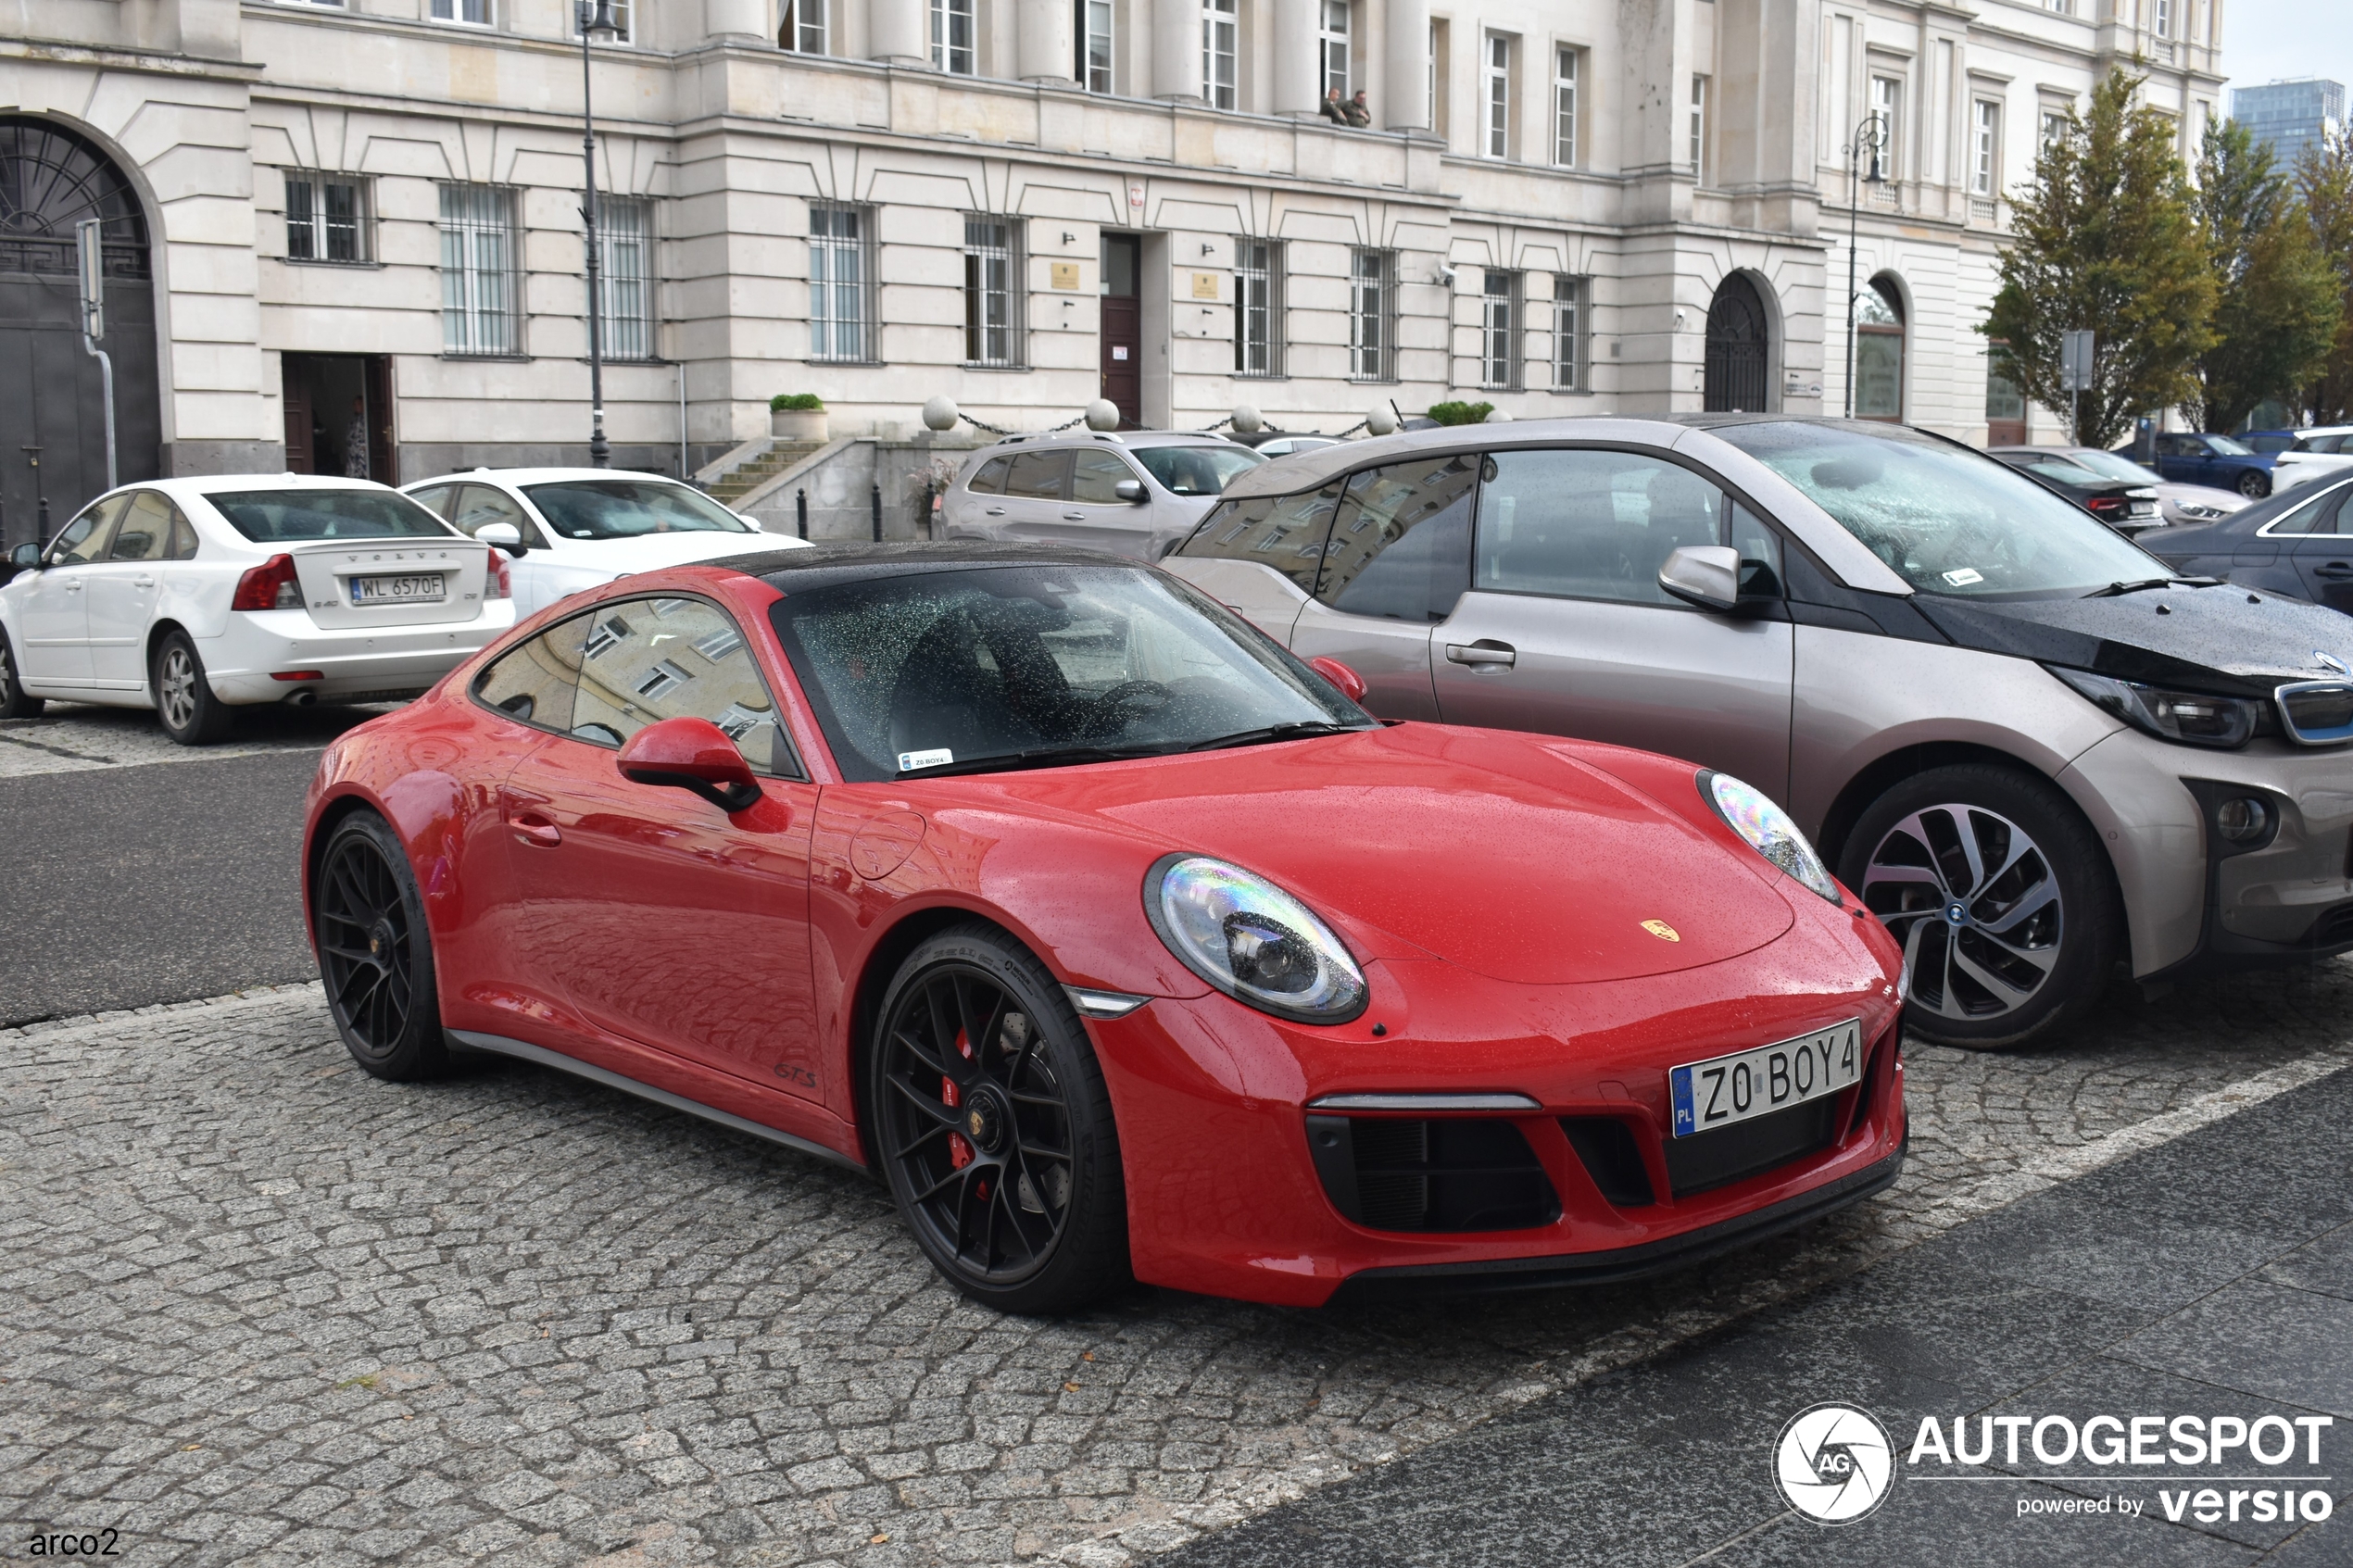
top-left (771, 408), bottom-right (828, 442)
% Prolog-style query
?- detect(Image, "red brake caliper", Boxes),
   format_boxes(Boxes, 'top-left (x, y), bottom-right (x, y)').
top-left (945, 1026), bottom-right (975, 1170)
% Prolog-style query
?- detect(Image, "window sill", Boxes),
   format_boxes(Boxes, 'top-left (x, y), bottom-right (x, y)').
top-left (960, 363), bottom-right (1032, 372)
top-left (1346, 376), bottom-right (1401, 386)
top-left (440, 352), bottom-right (532, 362)
top-left (283, 257), bottom-right (383, 269)
top-left (808, 357), bottom-right (886, 367)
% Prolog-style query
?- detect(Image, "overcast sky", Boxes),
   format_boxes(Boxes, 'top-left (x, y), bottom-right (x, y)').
top-left (2220, 0), bottom-right (2353, 107)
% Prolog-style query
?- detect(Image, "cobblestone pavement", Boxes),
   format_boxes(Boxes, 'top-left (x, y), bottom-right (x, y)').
top-left (0, 702), bottom-right (389, 780)
top-left (3, 963), bottom-right (2348, 1568)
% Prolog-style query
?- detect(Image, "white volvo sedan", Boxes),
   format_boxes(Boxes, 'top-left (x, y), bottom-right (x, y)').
top-left (401, 470), bottom-right (806, 616)
top-left (0, 475), bottom-right (515, 743)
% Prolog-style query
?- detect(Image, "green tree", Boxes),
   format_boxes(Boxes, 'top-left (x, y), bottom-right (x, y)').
top-left (1983, 69), bottom-right (2214, 447)
top-left (2299, 132), bottom-right (2353, 424)
top-left (2187, 118), bottom-right (2341, 433)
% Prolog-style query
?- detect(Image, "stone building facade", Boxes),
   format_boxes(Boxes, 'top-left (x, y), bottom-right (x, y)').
top-left (1, 0), bottom-right (2226, 543)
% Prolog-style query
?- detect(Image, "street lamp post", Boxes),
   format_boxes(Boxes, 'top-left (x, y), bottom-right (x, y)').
top-left (1842, 113), bottom-right (1889, 420)
top-left (578, 0), bottom-right (622, 468)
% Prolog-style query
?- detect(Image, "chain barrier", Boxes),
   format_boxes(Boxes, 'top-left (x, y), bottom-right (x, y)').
top-left (958, 411), bottom-right (1088, 438)
top-left (959, 409), bottom-right (1373, 440)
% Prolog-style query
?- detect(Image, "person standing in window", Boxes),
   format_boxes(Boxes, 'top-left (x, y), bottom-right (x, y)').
top-left (344, 395), bottom-right (371, 481)
top-left (1322, 88), bottom-right (1349, 125)
top-left (1344, 89), bottom-right (1371, 126)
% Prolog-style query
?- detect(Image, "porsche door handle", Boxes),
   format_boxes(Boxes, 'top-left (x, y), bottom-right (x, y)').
top-left (509, 810), bottom-right (562, 847)
top-left (1444, 640), bottom-right (1517, 668)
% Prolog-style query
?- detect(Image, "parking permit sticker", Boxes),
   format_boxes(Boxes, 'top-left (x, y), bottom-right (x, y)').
top-left (899, 748), bottom-right (954, 771)
top-left (1942, 568), bottom-right (1984, 586)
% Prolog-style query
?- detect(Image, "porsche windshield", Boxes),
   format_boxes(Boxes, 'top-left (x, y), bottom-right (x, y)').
top-left (770, 564), bottom-right (1368, 781)
top-left (1710, 421), bottom-right (2164, 598)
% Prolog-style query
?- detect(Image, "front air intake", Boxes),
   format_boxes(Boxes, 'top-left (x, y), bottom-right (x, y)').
top-left (1305, 1115), bottom-right (1559, 1233)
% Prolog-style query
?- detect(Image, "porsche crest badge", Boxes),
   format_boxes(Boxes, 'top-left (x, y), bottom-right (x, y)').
top-left (1642, 920), bottom-right (1680, 942)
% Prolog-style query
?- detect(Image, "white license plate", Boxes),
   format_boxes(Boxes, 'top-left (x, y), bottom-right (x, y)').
top-left (351, 573), bottom-right (446, 605)
top-left (1669, 1020), bottom-right (1864, 1138)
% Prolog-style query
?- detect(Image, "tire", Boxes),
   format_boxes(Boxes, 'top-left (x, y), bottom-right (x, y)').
top-left (869, 923), bottom-right (1130, 1314)
top-left (314, 811), bottom-right (454, 1081)
top-left (152, 629), bottom-right (236, 746)
top-left (2238, 469), bottom-right (2271, 500)
top-left (0, 625), bottom-right (44, 720)
top-left (1838, 764), bottom-right (2122, 1050)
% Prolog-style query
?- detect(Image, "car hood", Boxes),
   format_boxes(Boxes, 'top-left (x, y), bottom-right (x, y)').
top-left (2154, 483), bottom-right (2244, 508)
top-left (943, 723), bottom-right (1800, 985)
top-left (1911, 584), bottom-right (2353, 696)
top-left (539, 531), bottom-right (799, 571)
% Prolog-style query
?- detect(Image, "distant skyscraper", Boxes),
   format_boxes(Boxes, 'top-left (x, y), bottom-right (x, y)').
top-left (2231, 78), bottom-right (2347, 169)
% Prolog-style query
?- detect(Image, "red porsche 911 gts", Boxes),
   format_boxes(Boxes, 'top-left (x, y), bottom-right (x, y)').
top-left (303, 542), bottom-right (1906, 1313)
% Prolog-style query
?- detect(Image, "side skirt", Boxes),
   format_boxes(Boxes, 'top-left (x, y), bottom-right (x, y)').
top-left (450, 1029), bottom-right (873, 1177)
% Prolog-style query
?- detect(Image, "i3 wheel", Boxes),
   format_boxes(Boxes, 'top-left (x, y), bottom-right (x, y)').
top-left (2238, 470), bottom-right (2270, 500)
top-left (1840, 764), bottom-right (2121, 1051)
top-left (153, 629), bottom-right (235, 746)
top-left (314, 812), bottom-right (452, 1081)
top-left (870, 924), bottom-right (1129, 1314)
top-left (0, 625), bottom-right (43, 720)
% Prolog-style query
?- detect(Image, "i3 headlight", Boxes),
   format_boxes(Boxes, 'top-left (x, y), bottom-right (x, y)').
top-left (2047, 666), bottom-right (2259, 748)
top-left (1143, 854), bottom-right (1369, 1024)
top-left (1697, 771), bottom-right (1843, 905)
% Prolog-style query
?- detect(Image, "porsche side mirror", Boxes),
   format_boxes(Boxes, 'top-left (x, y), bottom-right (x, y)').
top-left (9, 543), bottom-right (42, 571)
top-left (1114, 479), bottom-right (1148, 504)
top-left (1308, 655), bottom-right (1368, 705)
top-left (476, 521), bottom-right (529, 556)
top-left (1658, 545), bottom-right (1742, 613)
top-left (616, 716), bottom-right (762, 812)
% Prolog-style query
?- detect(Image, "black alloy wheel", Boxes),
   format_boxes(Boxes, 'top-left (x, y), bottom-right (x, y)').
top-left (2238, 469), bottom-right (2271, 500)
top-left (315, 812), bottom-right (452, 1080)
top-left (871, 924), bottom-right (1128, 1314)
top-left (0, 625), bottom-right (44, 719)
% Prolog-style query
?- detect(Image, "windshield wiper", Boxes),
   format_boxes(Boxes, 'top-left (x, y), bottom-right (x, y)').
top-left (1187, 721), bottom-right (1370, 752)
top-left (897, 742), bottom-right (1177, 779)
top-left (2085, 577), bottom-right (2183, 597)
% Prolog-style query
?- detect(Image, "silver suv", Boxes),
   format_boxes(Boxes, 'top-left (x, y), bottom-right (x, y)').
top-left (1163, 416), bottom-right (2353, 1049)
top-left (938, 430), bottom-right (1263, 559)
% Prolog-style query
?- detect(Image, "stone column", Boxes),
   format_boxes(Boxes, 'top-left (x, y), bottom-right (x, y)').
top-left (1383, 0), bottom-right (1428, 132)
top-left (1017, 0), bottom-right (1075, 81)
top-left (1152, 0), bottom-right (1202, 99)
top-left (870, 0), bottom-right (926, 64)
top-left (1273, 0), bottom-right (1319, 116)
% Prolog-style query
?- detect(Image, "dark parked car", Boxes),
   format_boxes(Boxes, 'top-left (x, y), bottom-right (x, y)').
top-left (1986, 447), bottom-right (2162, 533)
top-left (2133, 432), bottom-right (2276, 499)
top-left (2143, 470), bottom-right (2353, 616)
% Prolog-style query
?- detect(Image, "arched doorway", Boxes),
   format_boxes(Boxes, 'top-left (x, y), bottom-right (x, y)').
top-left (0, 118), bottom-right (160, 553)
top-left (1853, 274), bottom-right (1906, 420)
top-left (1702, 273), bottom-right (1770, 413)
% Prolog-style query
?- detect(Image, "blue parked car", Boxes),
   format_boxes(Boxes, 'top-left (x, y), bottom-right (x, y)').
top-left (2126, 431), bottom-right (2276, 499)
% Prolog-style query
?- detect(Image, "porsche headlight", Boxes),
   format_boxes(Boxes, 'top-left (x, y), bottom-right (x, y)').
top-left (1699, 771), bottom-right (1842, 904)
top-left (1144, 854), bottom-right (1369, 1024)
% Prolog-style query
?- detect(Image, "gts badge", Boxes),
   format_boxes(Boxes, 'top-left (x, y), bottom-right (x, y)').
top-left (773, 1063), bottom-right (819, 1089)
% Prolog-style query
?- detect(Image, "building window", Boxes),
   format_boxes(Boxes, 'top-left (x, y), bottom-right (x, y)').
top-left (1077, 0), bottom-right (1113, 91)
top-left (780, 0), bottom-right (825, 52)
top-left (597, 196), bottom-right (654, 361)
top-left (1484, 35), bottom-right (1512, 158)
top-left (1985, 340), bottom-right (2026, 442)
top-left (1553, 47), bottom-right (1579, 167)
top-left (963, 217), bottom-right (1023, 368)
top-left (931, 0), bottom-right (975, 74)
top-left (1233, 239), bottom-right (1282, 377)
top-left (1349, 247), bottom-right (1394, 381)
top-left (1869, 75), bottom-right (1901, 179)
top-left (1553, 274), bottom-right (1589, 391)
top-left (2040, 109), bottom-right (2069, 152)
top-left (1428, 21), bottom-right (1445, 137)
top-left (572, 0), bottom-right (632, 42)
top-left (810, 203), bottom-right (874, 362)
top-left (1971, 100), bottom-right (2000, 195)
top-left (1854, 275), bottom-right (1904, 420)
top-left (1690, 75), bottom-right (1709, 179)
top-left (438, 183), bottom-right (520, 358)
top-left (2153, 0), bottom-right (2171, 36)
top-left (285, 174), bottom-right (369, 265)
top-left (1320, 1), bottom-right (1351, 100)
top-left (1481, 268), bottom-right (1521, 390)
top-left (430, 0), bottom-right (491, 22)
top-left (1203, 0), bottom-right (1238, 109)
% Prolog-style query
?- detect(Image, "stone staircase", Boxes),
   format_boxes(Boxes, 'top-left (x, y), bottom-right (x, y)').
top-left (708, 440), bottom-right (824, 505)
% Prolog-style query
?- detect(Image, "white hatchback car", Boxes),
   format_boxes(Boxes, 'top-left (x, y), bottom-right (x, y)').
top-left (0, 474), bottom-right (515, 743)
top-left (402, 469), bottom-right (805, 616)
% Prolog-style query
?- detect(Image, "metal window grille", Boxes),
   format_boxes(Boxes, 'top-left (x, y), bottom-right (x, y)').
top-left (598, 196), bottom-right (654, 361)
top-left (1320, 0), bottom-right (1350, 99)
top-left (1233, 239), bottom-right (1282, 378)
top-left (781, 0), bottom-right (826, 52)
top-left (438, 183), bottom-right (519, 358)
top-left (1349, 248), bottom-right (1394, 382)
top-left (1972, 101), bottom-right (1999, 195)
top-left (963, 217), bottom-right (1023, 368)
top-left (810, 204), bottom-right (874, 363)
top-left (1690, 74), bottom-right (1708, 178)
top-left (932, 0), bottom-right (975, 74)
top-left (431, 0), bottom-right (491, 22)
top-left (286, 175), bottom-right (368, 264)
top-left (1484, 36), bottom-right (1511, 157)
top-left (1202, 0), bottom-right (1238, 109)
top-left (1079, 0), bottom-right (1113, 91)
top-left (1554, 48), bottom-right (1578, 166)
top-left (1553, 274), bottom-right (1588, 391)
top-left (1482, 269), bottom-right (1520, 390)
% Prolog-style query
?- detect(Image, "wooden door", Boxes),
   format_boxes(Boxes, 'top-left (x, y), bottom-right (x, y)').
top-left (1100, 233), bottom-right (1141, 428)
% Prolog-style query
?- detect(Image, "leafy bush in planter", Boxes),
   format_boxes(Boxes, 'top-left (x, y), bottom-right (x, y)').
top-left (770, 394), bottom-right (824, 411)
top-left (1426, 400), bottom-right (1494, 426)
